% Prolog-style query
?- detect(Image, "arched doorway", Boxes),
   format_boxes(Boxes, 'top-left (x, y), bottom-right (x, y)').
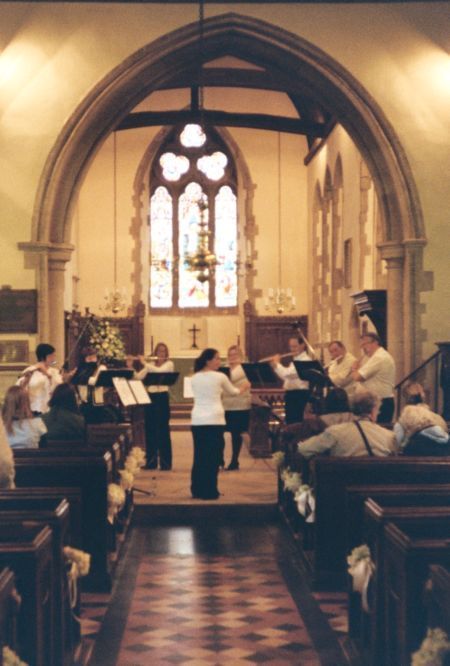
top-left (24, 13), bottom-right (425, 376)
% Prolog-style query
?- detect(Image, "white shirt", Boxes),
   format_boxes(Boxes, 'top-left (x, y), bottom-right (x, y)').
top-left (357, 347), bottom-right (396, 399)
top-left (136, 360), bottom-right (174, 394)
top-left (7, 417), bottom-right (47, 449)
top-left (191, 371), bottom-right (240, 426)
top-left (328, 351), bottom-right (356, 393)
top-left (275, 351), bottom-right (310, 391)
top-left (18, 365), bottom-right (63, 414)
top-left (222, 365), bottom-right (252, 412)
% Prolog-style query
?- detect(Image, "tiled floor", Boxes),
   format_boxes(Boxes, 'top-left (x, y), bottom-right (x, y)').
top-left (84, 522), bottom-right (348, 666)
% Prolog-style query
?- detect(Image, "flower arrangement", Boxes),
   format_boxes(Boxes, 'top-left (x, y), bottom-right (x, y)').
top-left (272, 451), bottom-right (285, 468)
top-left (119, 447), bottom-right (146, 491)
top-left (2, 647), bottom-right (27, 666)
top-left (63, 546), bottom-right (91, 578)
top-left (280, 467), bottom-right (302, 493)
top-left (119, 469), bottom-right (134, 491)
top-left (412, 628), bottom-right (450, 666)
top-left (88, 318), bottom-right (126, 363)
top-left (107, 483), bottom-right (126, 524)
top-left (347, 544), bottom-right (375, 612)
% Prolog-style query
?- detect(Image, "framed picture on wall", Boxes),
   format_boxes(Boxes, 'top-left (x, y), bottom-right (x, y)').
top-left (0, 287), bottom-right (38, 333)
top-left (0, 340), bottom-right (29, 364)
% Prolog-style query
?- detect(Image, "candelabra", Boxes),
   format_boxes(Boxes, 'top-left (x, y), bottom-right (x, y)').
top-left (185, 196), bottom-right (218, 283)
top-left (101, 287), bottom-right (127, 315)
top-left (265, 287), bottom-right (296, 314)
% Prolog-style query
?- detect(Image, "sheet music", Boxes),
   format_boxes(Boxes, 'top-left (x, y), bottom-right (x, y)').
top-left (128, 379), bottom-right (151, 405)
top-left (183, 376), bottom-right (193, 399)
top-left (113, 377), bottom-right (137, 406)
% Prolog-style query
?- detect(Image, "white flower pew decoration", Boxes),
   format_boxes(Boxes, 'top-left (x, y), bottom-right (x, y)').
top-left (347, 544), bottom-right (375, 612)
top-left (107, 483), bottom-right (126, 524)
top-left (63, 546), bottom-right (91, 609)
top-left (412, 627), bottom-right (450, 666)
top-left (2, 646), bottom-right (27, 666)
top-left (294, 484), bottom-right (316, 523)
top-left (128, 446), bottom-right (146, 467)
top-left (272, 451), bottom-right (285, 468)
top-left (280, 467), bottom-right (302, 493)
top-left (119, 469), bottom-right (134, 491)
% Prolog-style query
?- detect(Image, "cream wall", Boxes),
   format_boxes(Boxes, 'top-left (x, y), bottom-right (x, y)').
top-left (0, 2), bottom-right (449, 360)
top-left (307, 125), bottom-right (379, 358)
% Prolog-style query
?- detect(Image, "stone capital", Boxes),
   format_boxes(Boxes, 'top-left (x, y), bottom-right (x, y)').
top-left (18, 241), bottom-right (74, 264)
top-left (377, 241), bottom-right (405, 264)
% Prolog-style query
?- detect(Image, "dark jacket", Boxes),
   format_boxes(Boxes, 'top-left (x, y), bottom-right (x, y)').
top-left (42, 407), bottom-right (86, 441)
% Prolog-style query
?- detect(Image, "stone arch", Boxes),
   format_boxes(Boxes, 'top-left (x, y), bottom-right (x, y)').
top-left (28, 12), bottom-right (425, 371)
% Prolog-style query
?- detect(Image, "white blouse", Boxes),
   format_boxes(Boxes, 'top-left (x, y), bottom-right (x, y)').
top-left (222, 365), bottom-right (252, 412)
top-left (135, 359), bottom-right (175, 394)
top-left (191, 371), bottom-right (240, 426)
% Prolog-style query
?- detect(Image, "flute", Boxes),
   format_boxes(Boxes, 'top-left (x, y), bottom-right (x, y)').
top-left (258, 352), bottom-right (293, 363)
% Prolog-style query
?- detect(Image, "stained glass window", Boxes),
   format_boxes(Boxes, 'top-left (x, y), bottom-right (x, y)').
top-left (149, 124), bottom-right (238, 311)
top-left (150, 186), bottom-right (173, 308)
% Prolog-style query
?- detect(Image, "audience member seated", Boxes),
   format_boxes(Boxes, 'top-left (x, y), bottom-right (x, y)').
top-left (394, 385), bottom-right (449, 455)
top-left (297, 390), bottom-right (397, 459)
top-left (42, 383), bottom-right (86, 441)
top-left (2, 385), bottom-right (47, 449)
top-left (282, 388), bottom-right (353, 451)
top-left (0, 416), bottom-right (15, 488)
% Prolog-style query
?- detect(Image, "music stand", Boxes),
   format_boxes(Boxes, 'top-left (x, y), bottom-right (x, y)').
top-left (95, 369), bottom-right (134, 387)
top-left (142, 372), bottom-right (179, 388)
top-left (241, 362), bottom-right (281, 388)
top-left (293, 361), bottom-right (333, 388)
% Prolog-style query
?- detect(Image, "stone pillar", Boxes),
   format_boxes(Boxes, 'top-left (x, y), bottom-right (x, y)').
top-left (18, 241), bottom-right (73, 356)
top-left (379, 242), bottom-right (405, 381)
top-left (436, 342), bottom-right (450, 421)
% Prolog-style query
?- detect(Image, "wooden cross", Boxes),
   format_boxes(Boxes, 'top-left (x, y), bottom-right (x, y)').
top-left (188, 323), bottom-right (201, 349)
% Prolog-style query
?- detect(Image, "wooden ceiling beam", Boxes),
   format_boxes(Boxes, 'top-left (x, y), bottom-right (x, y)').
top-left (116, 109), bottom-right (327, 136)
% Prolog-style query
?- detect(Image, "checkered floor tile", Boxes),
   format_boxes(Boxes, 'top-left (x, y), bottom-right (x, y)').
top-left (115, 555), bottom-right (322, 665)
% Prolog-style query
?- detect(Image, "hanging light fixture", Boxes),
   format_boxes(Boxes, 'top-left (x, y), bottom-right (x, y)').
top-left (184, 0), bottom-right (220, 284)
top-left (265, 132), bottom-right (295, 314)
top-left (101, 131), bottom-right (127, 314)
top-left (184, 194), bottom-right (218, 283)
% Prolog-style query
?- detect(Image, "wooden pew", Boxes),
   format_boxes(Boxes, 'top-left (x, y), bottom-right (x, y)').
top-left (425, 564), bottom-right (450, 635)
top-left (0, 488), bottom-right (83, 550)
top-left (383, 517), bottom-right (450, 665)
top-left (0, 498), bottom-right (73, 666)
top-left (0, 568), bottom-right (20, 661)
top-left (345, 484), bottom-right (450, 558)
top-left (39, 440), bottom-right (123, 481)
top-left (310, 457), bottom-right (450, 586)
top-left (350, 501), bottom-right (450, 665)
top-left (13, 452), bottom-right (114, 591)
top-left (0, 524), bottom-right (53, 666)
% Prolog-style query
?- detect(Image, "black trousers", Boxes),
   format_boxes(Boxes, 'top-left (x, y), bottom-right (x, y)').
top-left (144, 392), bottom-right (172, 469)
top-left (191, 425), bottom-right (224, 500)
top-left (285, 389), bottom-right (310, 425)
top-left (377, 397), bottom-right (395, 424)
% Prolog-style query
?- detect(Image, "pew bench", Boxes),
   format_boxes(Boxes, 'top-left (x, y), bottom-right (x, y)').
top-left (0, 498), bottom-right (74, 666)
top-left (309, 457), bottom-right (450, 586)
top-left (350, 501), bottom-right (450, 665)
top-left (0, 568), bottom-right (20, 662)
top-left (383, 517), bottom-right (450, 665)
top-left (425, 564), bottom-right (450, 636)
top-left (13, 452), bottom-right (114, 591)
top-left (0, 524), bottom-right (53, 666)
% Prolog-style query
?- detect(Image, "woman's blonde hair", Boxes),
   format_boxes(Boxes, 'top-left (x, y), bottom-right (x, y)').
top-left (2, 385), bottom-right (33, 434)
top-left (399, 404), bottom-right (448, 438)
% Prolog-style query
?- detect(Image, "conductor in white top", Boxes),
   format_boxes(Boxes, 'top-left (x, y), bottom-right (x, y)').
top-left (190, 348), bottom-right (250, 500)
top-left (272, 336), bottom-right (311, 424)
top-left (17, 343), bottom-right (63, 415)
top-left (351, 333), bottom-right (396, 423)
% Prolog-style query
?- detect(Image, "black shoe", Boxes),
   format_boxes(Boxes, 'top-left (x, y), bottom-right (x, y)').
top-left (226, 462), bottom-right (239, 471)
top-left (144, 464), bottom-right (157, 470)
